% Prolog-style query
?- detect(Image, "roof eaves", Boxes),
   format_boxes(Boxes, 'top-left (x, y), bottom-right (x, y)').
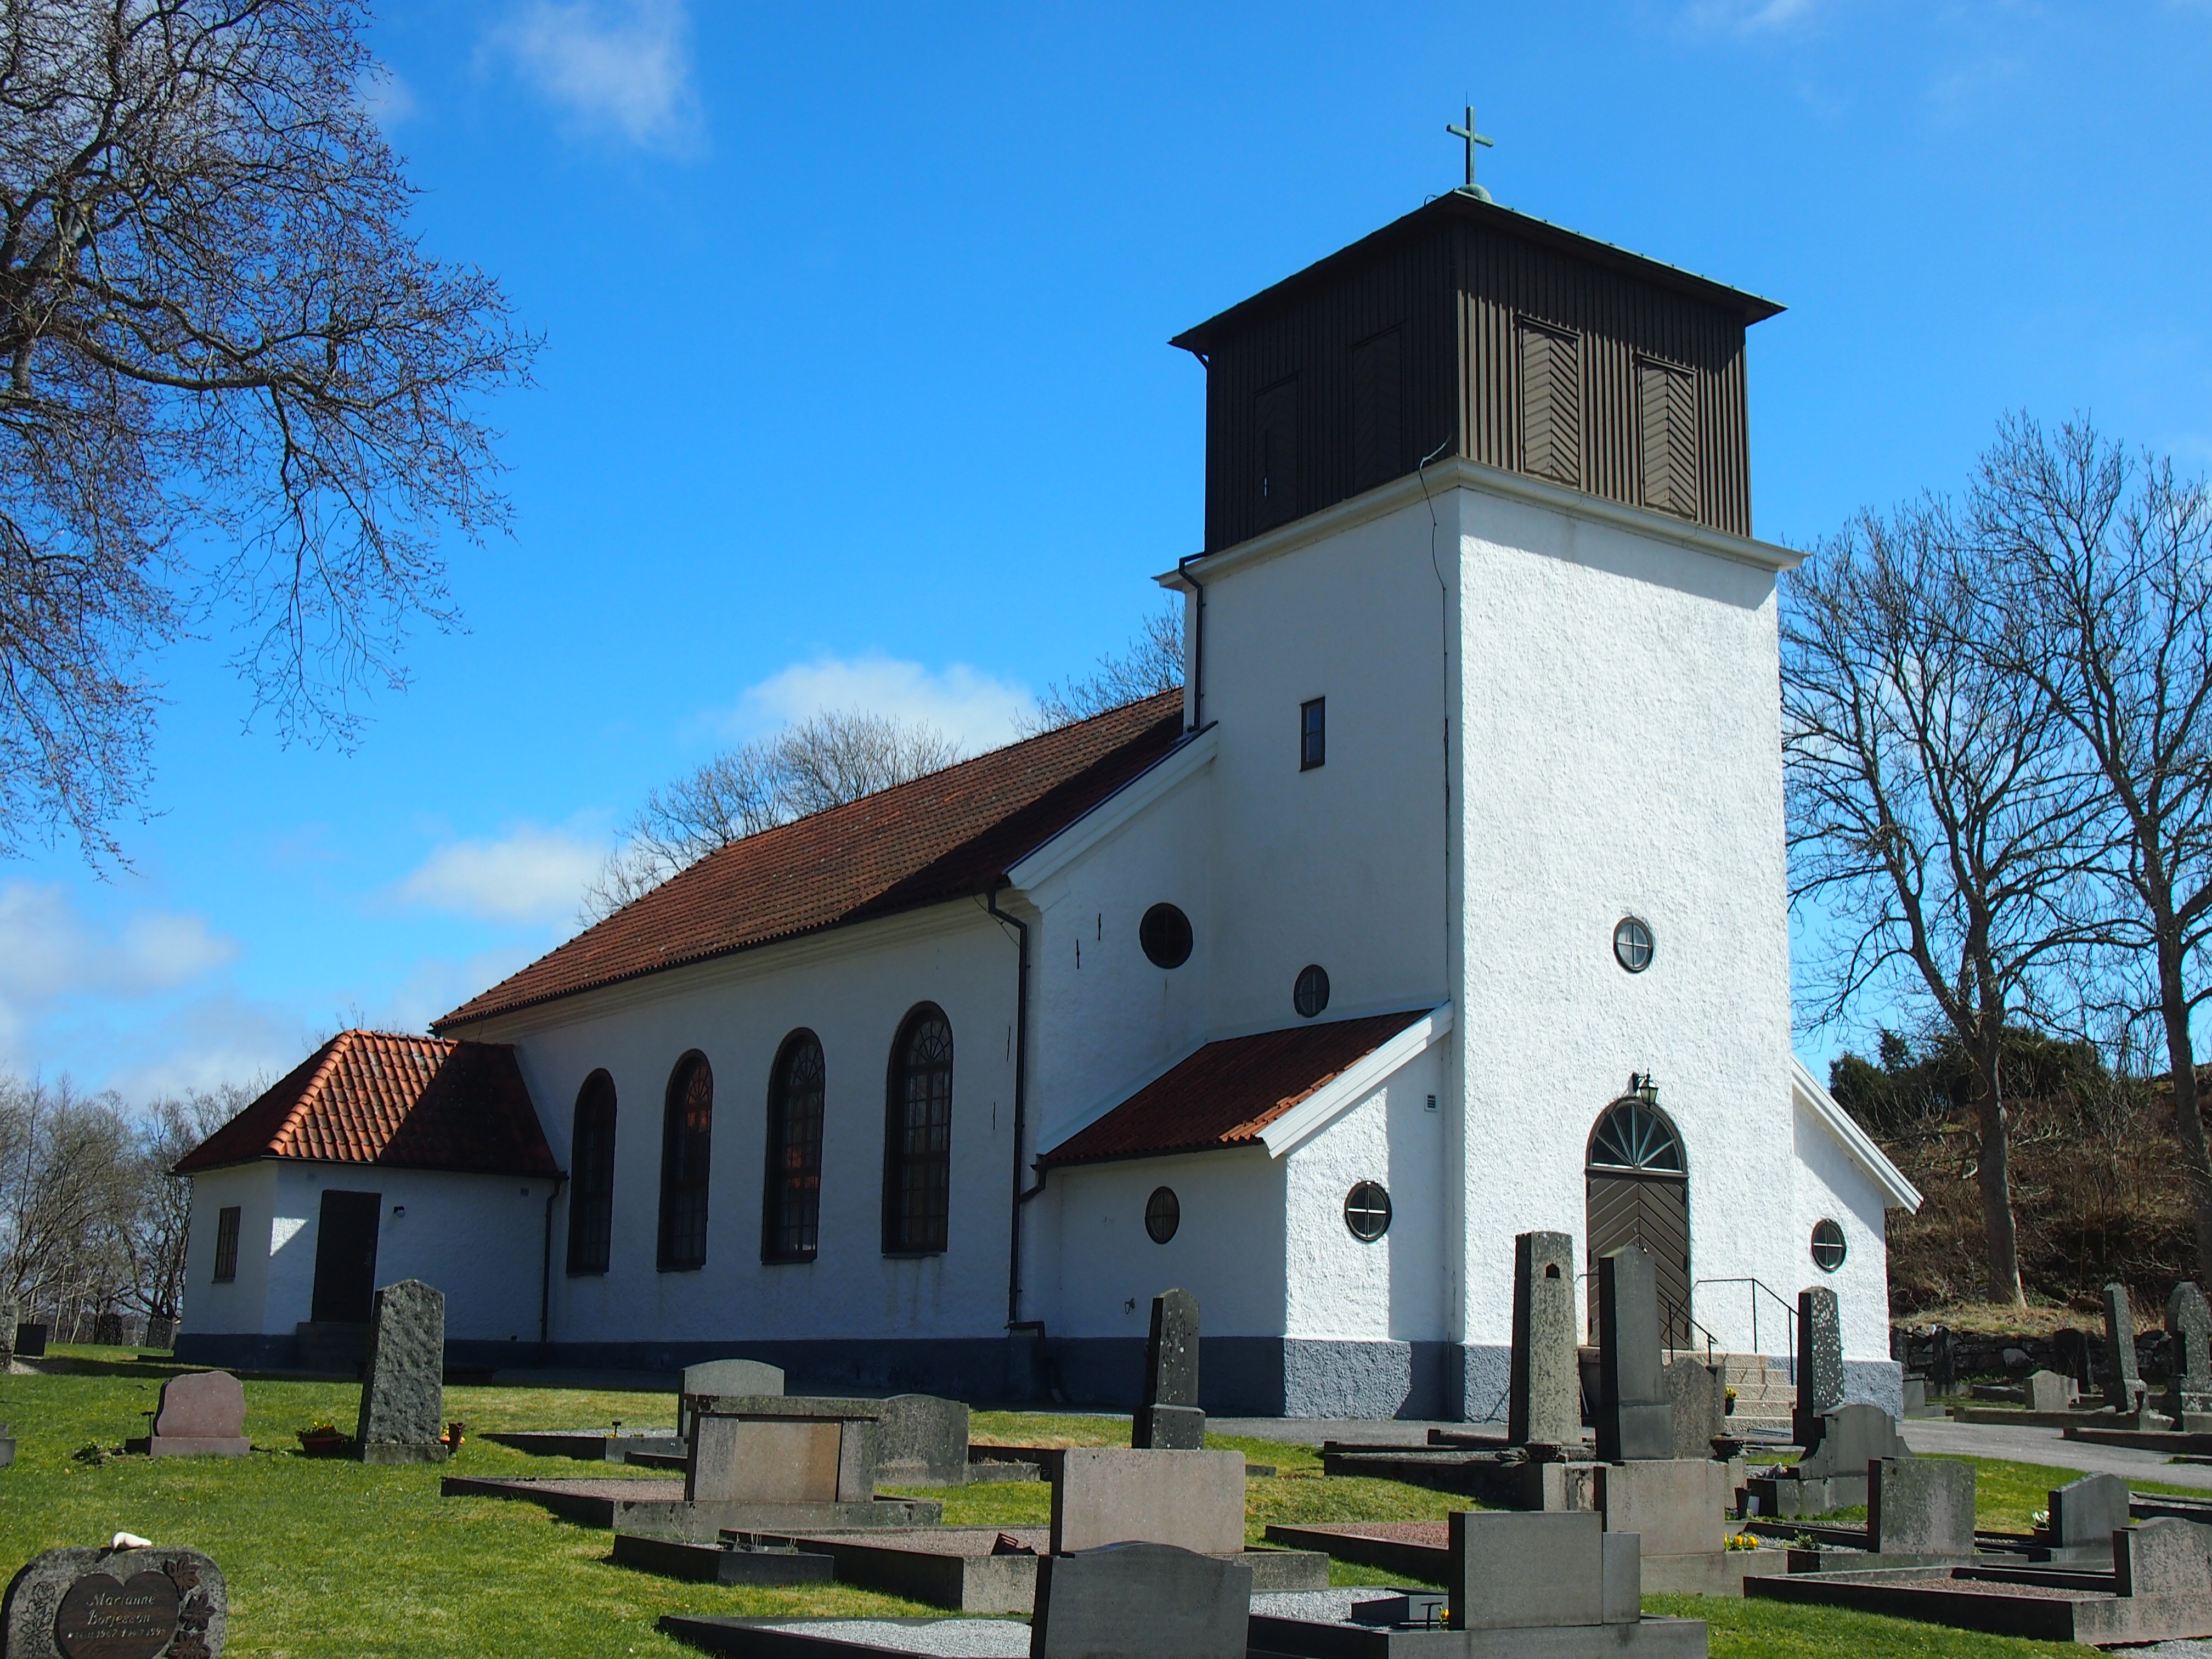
top-left (1256, 1005), bottom-right (1452, 1158)
top-left (1005, 725), bottom-right (1215, 892)
top-left (1790, 1056), bottom-right (1922, 1212)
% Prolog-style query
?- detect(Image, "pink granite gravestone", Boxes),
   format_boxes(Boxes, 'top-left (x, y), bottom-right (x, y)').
top-left (149, 1370), bottom-right (248, 1457)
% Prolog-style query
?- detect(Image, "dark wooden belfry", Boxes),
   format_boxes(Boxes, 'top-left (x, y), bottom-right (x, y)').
top-left (1170, 191), bottom-right (1784, 554)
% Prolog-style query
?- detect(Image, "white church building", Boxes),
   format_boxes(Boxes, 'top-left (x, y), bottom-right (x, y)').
top-left (175, 184), bottom-right (1919, 1419)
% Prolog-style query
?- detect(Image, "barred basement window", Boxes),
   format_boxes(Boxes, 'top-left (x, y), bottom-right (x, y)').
top-left (657, 1052), bottom-right (714, 1271)
top-left (1811, 1218), bottom-right (1847, 1273)
top-left (883, 1005), bottom-right (953, 1254)
top-left (567, 1069), bottom-right (617, 1276)
top-left (212, 1206), bottom-right (241, 1282)
top-left (1344, 1181), bottom-right (1392, 1242)
top-left (1145, 1186), bottom-right (1181, 1244)
top-left (763, 1030), bottom-right (826, 1263)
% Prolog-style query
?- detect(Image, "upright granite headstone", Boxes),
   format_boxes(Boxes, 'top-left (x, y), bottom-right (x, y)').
top-left (354, 1279), bottom-right (447, 1464)
top-left (1, 1545), bottom-right (225, 1659)
top-left (149, 1372), bottom-right (249, 1457)
top-left (1508, 1231), bottom-right (1582, 1447)
top-left (91, 1313), bottom-right (124, 1347)
top-left (1049, 1448), bottom-right (1245, 1555)
top-left (1661, 1356), bottom-right (1724, 1460)
top-left (2025, 1369), bottom-right (2075, 1413)
top-left (873, 1394), bottom-right (970, 1486)
top-left (1870, 1457), bottom-right (1976, 1558)
top-left (2050, 1472), bottom-right (2130, 1553)
top-left (2117, 1517), bottom-right (2212, 1600)
top-left (0, 1298), bottom-right (16, 1368)
top-left (0, 1423), bottom-right (14, 1469)
top-left (2168, 1282), bottom-right (2212, 1423)
top-left (1794, 1286), bottom-right (1844, 1448)
top-left (1031, 1543), bottom-right (1251, 1659)
top-left (2105, 1282), bottom-right (2146, 1412)
top-left (1795, 1402), bottom-right (1908, 1482)
top-left (1447, 1510), bottom-right (1640, 1631)
top-left (1132, 1288), bottom-right (1204, 1451)
top-left (676, 1358), bottom-right (784, 1442)
top-left (1594, 1246), bottom-right (1670, 1462)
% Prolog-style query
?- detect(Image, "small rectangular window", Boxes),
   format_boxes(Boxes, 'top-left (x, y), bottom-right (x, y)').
top-left (212, 1206), bottom-right (241, 1283)
top-left (1300, 698), bottom-right (1326, 770)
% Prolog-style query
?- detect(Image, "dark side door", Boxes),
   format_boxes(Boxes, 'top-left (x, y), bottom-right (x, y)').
top-left (310, 1189), bottom-right (382, 1323)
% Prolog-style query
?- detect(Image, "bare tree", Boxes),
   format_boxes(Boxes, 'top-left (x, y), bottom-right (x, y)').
top-left (0, 0), bottom-right (536, 860)
top-left (1018, 600), bottom-right (1183, 735)
top-left (582, 709), bottom-right (961, 921)
top-left (0, 1075), bottom-right (134, 1321)
top-left (1782, 500), bottom-right (2094, 1304)
top-left (131, 1082), bottom-right (251, 1322)
top-left (1977, 415), bottom-right (2212, 1280)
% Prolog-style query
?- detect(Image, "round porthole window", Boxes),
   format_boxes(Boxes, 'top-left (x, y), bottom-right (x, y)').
top-left (1810, 1218), bottom-right (1846, 1273)
top-left (1294, 963), bottom-right (1331, 1019)
top-left (1344, 1180), bottom-right (1392, 1242)
top-left (1145, 1186), bottom-right (1180, 1244)
top-left (1139, 904), bottom-right (1193, 970)
top-left (1613, 916), bottom-right (1654, 973)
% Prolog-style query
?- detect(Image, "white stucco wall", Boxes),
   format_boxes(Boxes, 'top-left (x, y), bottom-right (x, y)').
top-left (178, 1163), bottom-right (278, 1335)
top-left (460, 902), bottom-right (1020, 1347)
top-left (1790, 1096), bottom-right (1900, 1365)
top-left (178, 1161), bottom-right (546, 1343)
top-left (1281, 1046), bottom-right (1448, 1344)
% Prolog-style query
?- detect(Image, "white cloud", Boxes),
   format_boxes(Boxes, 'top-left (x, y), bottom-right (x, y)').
top-left (395, 824), bottom-right (606, 924)
top-left (488, 0), bottom-right (701, 150)
top-left (356, 63), bottom-right (417, 129)
top-left (101, 992), bottom-right (303, 1103)
top-left (723, 654), bottom-right (1035, 754)
top-left (0, 882), bottom-right (236, 1003)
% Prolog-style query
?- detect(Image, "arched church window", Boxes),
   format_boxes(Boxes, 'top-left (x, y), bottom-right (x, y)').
top-left (566, 1070), bottom-right (617, 1276)
top-left (883, 1006), bottom-right (953, 1254)
top-left (763, 1031), bottom-right (826, 1263)
top-left (657, 1052), bottom-right (714, 1271)
top-left (1588, 1098), bottom-right (1683, 1172)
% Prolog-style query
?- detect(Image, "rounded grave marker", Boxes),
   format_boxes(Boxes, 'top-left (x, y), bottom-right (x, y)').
top-left (53, 1570), bottom-right (180, 1659)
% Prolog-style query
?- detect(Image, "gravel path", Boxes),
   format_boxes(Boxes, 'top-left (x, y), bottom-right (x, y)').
top-left (1899, 1419), bottom-right (2212, 1488)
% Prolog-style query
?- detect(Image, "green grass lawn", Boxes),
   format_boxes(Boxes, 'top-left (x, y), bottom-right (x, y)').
top-left (0, 1350), bottom-right (2183, 1659)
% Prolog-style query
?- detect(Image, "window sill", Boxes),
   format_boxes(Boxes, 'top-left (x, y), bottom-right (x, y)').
top-left (564, 1268), bottom-right (610, 1279)
top-left (881, 1249), bottom-right (946, 1260)
top-left (656, 1262), bottom-right (707, 1274)
top-left (760, 1253), bottom-right (817, 1267)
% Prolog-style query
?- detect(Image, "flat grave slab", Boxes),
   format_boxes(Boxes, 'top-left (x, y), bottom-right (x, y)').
top-left (611, 1533), bottom-right (834, 1586)
top-left (1246, 1589), bottom-right (1712, 1656)
top-left (658, 1615), bottom-right (1029, 1657)
top-left (1263, 1521), bottom-right (1447, 1582)
top-left (438, 1474), bottom-right (939, 1536)
top-left (483, 1429), bottom-right (681, 1462)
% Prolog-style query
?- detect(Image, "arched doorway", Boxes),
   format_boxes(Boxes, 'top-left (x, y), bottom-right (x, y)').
top-left (1585, 1097), bottom-right (1692, 1348)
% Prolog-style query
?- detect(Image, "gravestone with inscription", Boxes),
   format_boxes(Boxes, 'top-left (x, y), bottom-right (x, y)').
top-left (2168, 1282), bottom-right (2212, 1424)
top-left (2105, 1283), bottom-right (2146, 1413)
top-left (1509, 1231), bottom-right (1582, 1448)
top-left (147, 1373), bottom-right (247, 1458)
top-left (1132, 1289), bottom-right (1203, 1452)
top-left (1593, 1246), bottom-right (1670, 1462)
top-left (354, 1280), bottom-right (447, 1464)
top-left (1793, 1287), bottom-right (1844, 1448)
top-left (2, 1544), bottom-right (225, 1659)
top-left (1032, 1543), bottom-right (1251, 1659)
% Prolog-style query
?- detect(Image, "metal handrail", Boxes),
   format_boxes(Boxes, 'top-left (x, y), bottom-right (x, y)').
top-left (1695, 1277), bottom-right (1800, 1381)
top-left (1574, 1267), bottom-right (1717, 1364)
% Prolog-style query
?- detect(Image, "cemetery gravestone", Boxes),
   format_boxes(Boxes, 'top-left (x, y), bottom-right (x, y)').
top-left (1661, 1357), bottom-right (1723, 1460)
top-left (13, 1325), bottom-right (45, 1359)
top-left (91, 1314), bottom-right (124, 1347)
top-left (2117, 1517), bottom-right (2212, 1600)
top-left (675, 1358), bottom-right (784, 1442)
top-left (2024, 1369), bottom-right (2074, 1413)
top-left (1133, 1289), bottom-right (1204, 1452)
top-left (143, 1317), bottom-right (178, 1353)
top-left (1870, 1457), bottom-right (1975, 1558)
top-left (0, 1299), bottom-right (15, 1368)
top-left (2168, 1283), bottom-right (2212, 1422)
top-left (1048, 1448), bottom-right (1245, 1556)
top-left (1593, 1246), bottom-right (1671, 1462)
top-left (1, 1545), bottom-right (225, 1659)
top-left (2105, 1282), bottom-right (2146, 1412)
top-left (1796, 1402), bottom-right (1908, 1482)
top-left (1031, 1543), bottom-right (1251, 1659)
top-left (1447, 1510), bottom-right (1640, 1631)
top-left (1509, 1231), bottom-right (1582, 1448)
top-left (873, 1395), bottom-right (970, 1487)
top-left (354, 1280), bottom-right (447, 1464)
top-left (1, 1423), bottom-right (14, 1470)
top-left (148, 1372), bottom-right (249, 1458)
top-left (2049, 1472), bottom-right (2129, 1555)
top-left (1794, 1287), bottom-right (1844, 1448)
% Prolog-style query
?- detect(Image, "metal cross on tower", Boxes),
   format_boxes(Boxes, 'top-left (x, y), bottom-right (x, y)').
top-left (1446, 105), bottom-right (1495, 203)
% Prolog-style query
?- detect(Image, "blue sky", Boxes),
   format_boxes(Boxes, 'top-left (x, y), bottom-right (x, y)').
top-left (12, 0), bottom-right (2211, 1102)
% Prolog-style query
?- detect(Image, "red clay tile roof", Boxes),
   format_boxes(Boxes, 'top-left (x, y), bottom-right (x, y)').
top-left (1038, 1008), bottom-right (1432, 1168)
top-left (435, 692), bottom-right (1189, 1031)
top-left (173, 1030), bottom-right (558, 1177)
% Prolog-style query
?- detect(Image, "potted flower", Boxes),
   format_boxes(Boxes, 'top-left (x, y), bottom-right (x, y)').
top-left (1724, 1386), bottom-right (1737, 1416)
top-left (296, 1421), bottom-right (348, 1457)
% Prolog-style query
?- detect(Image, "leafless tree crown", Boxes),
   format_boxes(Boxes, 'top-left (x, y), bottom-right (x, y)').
top-left (581, 709), bottom-right (961, 922)
top-left (1018, 600), bottom-right (1183, 735)
top-left (0, 0), bottom-right (537, 859)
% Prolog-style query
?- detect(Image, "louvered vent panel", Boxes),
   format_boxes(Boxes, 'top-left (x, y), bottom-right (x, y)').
top-left (1517, 318), bottom-right (1581, 486)
top-left (1638, 358), bottom-right (1699, 518)
top-left (1350, 328), bottom-right (1403, 494)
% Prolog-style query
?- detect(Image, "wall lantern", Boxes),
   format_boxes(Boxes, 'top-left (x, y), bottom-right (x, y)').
top-left (1628, 1073), bottom-right (1660, 1107)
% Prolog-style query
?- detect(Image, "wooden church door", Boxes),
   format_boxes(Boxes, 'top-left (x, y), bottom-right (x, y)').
top-left (1585, 1098), bottom-right (1692, 1348)
top-left (310, 1188), bottom-right (382, 1324)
